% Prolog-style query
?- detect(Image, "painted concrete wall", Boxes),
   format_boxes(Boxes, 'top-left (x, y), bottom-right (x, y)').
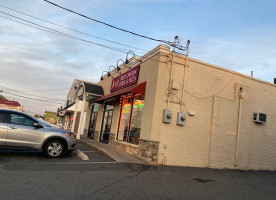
top-left (93, 44), bottom-right (276, 170)
top-left (94, 46), bottom-right (167, 142)
top-left (157, 50), bottom-right (276, 170)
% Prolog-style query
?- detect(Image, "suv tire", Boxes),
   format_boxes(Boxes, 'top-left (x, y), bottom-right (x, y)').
top-left (44, 139), bottom-right (65, 158)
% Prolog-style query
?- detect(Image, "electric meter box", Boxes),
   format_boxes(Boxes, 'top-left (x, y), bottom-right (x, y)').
top-left (177, 112), bottom-right (186, 126)
top-left (163, 109), bottom-right (172, 123)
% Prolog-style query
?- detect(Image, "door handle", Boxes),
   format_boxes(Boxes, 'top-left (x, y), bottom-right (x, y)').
top-left (9, 126), bottom-right (17, 129)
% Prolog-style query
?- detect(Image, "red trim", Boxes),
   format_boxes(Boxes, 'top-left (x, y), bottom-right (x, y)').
top-left (95, 82), bottom-right (146, 103)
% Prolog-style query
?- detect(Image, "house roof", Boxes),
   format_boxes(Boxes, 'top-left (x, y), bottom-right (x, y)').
top-left (82, 82), bottom-right (104, 95)
top-left (75, 79), bottom-right (95, 85)
top-left (0, 100), bottom-right (21, 107)
top-left (60, 102), bottom-right (76, 112)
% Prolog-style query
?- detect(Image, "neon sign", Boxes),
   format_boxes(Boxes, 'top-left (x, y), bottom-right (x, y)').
top-left (123, 103), bottom-right (131, 113)
top-left (133, 100), bottom-right (144, 109)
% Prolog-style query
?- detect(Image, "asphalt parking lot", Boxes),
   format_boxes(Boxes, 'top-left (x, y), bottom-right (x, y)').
top-left (0, 142), bottom-right (276, 200)
top-left (0, 142), bottom-right (114, 164)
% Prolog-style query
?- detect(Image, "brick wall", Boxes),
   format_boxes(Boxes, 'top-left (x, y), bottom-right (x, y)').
top-left (138, 139), bottom-right (159, 165)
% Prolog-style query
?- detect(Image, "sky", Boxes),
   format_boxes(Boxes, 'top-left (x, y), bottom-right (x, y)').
top-left (0, 0), bottom-right (275, 115)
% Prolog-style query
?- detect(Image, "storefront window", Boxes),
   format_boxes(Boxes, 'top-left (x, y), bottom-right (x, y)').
top-left (117, 94), bottom-right (144, 145)
top-left (129, 95), bottom-right (144, 144)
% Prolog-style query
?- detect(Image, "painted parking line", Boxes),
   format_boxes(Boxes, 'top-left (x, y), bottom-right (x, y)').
top-left (2, 161), bottom-right (118, 165)
top-left (79, 151), bottom-right (96, 153)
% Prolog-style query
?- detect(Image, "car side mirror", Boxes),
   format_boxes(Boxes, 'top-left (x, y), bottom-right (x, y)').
top-left (33, 123), bottom-right (43, 128)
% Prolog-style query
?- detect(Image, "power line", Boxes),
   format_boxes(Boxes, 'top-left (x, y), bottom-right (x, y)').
top-left (0, 13), bottom-right (168, 65)
top-left (0, 10), bottom-right (147, 55)
top-left (24, 88), bottom-right (70, 92)
top-left (3, 94), bottom-right (60, 115)
top-left (43, 0), bottom-right (187, 51)
top-left (3, 94), bottom-right (61, 106)
top-left (0, 86), bottom-right (65, 101)
top-left (2, 91), bottom-right (64, 104)
top-left (0, 4), bottom-right (149, 53)
top-left (0, 11), bottom-right (132, 53)
top-left (0, 11), bottom-right (134, 53)
top-left (0, 9), bottom-right (169, 71)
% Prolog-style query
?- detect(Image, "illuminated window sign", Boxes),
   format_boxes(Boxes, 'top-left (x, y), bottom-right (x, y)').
top-left (133, 100), bottom-right (144, 109)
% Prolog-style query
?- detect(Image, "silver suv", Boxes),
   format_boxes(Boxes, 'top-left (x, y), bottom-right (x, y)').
top-left (0, 109), bottom-right (76, 157)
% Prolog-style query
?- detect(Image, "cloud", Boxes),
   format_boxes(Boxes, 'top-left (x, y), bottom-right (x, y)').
top-left (189, 25), bottom-right (276, 82)
top-left (0, 0), bottom-right (275, 114)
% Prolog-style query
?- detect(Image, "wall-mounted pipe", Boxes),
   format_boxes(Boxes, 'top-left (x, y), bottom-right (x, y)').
top-left (235, 87), bottom-right (243, 167)
top-left (166, 52), bottom-right (175, 109)
top-left (180, 40), bottom-right (190, 112)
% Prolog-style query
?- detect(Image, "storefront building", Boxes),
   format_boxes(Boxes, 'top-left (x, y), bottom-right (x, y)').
top-left (0, 100), bottom-right (23, 111)
top-left (57, 79), bottom-right (104, 137)
top-left (57, 102), bottom-right (75, 131)
top-left (84, 44), bottom-right (276, 171)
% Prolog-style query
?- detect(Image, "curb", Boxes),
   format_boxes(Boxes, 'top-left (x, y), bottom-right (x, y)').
top-left (78, 140), bottom-right (115, 161)
top-left (74, 150), bottom-right (89, 161)
top-left (79, 139), bottom-right (145, 164)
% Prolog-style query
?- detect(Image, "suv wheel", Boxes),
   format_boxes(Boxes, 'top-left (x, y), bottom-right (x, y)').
top-left (44, 140), bottom-right (64, 158)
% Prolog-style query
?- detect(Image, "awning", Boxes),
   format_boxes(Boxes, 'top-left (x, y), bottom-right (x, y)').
top-left (95, 82), bottom-right (146, 103)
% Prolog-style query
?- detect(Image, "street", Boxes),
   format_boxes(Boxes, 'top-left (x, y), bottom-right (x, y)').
top-left (0, 143), bottom-right (275, 200)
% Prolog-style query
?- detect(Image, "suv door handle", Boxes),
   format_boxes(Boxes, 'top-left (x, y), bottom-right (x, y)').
top-left (9, 126), bottom-right (17, 129)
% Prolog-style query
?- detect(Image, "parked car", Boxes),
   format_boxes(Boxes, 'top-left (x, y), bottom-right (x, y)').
top-left (0, 109), bottom-right (76, 157)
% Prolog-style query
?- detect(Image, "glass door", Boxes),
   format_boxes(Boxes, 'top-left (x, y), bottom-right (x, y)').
top-left (100, 104), bottom-right (114, 143)
top-left (88, 104), bottom-right (99, 139)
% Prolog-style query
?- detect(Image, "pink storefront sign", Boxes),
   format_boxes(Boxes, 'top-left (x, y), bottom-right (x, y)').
top-left (110, 65), bottom-right (140, 93)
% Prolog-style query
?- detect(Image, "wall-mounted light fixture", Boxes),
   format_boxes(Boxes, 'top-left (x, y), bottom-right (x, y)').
top-left (117, 59), bottom-right (125, 71)
top-left (125, 51), bottom-right (135, 65)
top-left (108, 66), bottom-right (116, 77)
top-left (100, 71), bottom-right (108, 81)
top-left (125, 51), bottom-right (141, 67)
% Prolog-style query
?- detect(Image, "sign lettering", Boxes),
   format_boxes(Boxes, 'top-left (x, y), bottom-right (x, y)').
top-left (110, 65), bottom-right (140, 92)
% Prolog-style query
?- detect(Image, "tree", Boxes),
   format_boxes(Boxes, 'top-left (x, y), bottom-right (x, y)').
top-left (0, 95), bottom-right (7, 100)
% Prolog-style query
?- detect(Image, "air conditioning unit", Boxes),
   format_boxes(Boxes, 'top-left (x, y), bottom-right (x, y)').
top-left (253, 112), bottom-right (267, 124)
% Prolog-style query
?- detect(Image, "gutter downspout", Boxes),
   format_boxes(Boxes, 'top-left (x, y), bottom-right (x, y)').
top-left (235, 87), bottom-right (243, 167)
top-left (208, 95), bottom-right (215, 167)
top-left (180, 40), bottom-right (190, 112)
top-left (166, 52), bottom-right (175, 109)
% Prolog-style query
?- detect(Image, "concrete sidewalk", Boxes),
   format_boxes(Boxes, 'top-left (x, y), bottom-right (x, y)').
top-left (79, 138), bottom-right (145, 164)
